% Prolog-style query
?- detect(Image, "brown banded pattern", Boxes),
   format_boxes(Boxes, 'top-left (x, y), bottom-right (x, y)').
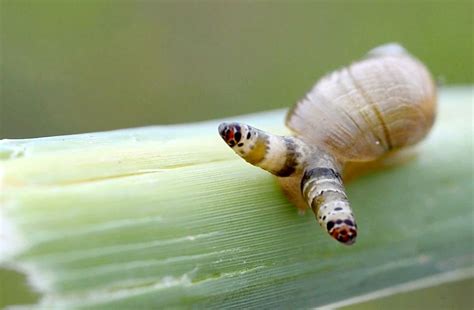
top-left (219, 122), bottom-right (358, 245)
top-left (218, 122), bottom-right (309, 177)
top-left (301, 167), bottom-right (357, 245)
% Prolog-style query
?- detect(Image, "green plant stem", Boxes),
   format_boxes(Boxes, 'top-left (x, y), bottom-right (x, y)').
top-left (0, 87), bottom-right (472, 309)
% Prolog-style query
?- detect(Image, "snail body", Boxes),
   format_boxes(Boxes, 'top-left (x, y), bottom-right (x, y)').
top-left (218, 43), bottom-right (437, 245)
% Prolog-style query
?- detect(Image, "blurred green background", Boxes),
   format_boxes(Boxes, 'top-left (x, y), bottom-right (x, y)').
top-left (1, 0), bottom-right (472, 139)
top-left (0, 0), bottom-right (473, 309)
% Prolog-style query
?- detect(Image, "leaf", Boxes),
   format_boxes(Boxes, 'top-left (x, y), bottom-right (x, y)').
top-left (0, 87), bottom-right (472, 309)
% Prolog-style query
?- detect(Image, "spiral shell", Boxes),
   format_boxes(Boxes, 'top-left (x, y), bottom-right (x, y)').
top-left (286, 43), bottom-right (436, 162)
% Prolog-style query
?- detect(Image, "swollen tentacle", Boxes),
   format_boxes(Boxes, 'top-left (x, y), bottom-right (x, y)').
top-left (218, 122), bottom-right (358, 245)
top-left (301, 162), bottom-right (358, 245)
top-left (218, 122), bottom-right (311, 177)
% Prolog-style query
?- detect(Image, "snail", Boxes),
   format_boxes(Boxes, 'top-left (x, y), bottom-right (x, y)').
top-left (218, 43), bottom-right (436, 245)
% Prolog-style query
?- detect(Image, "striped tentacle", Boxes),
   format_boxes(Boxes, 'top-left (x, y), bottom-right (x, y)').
top-left (218, 122), bottom-right (310, 177)
top-left (301, 165), bottom-right (358, 245)
top-left (219, 122), bottom-right (358, 245)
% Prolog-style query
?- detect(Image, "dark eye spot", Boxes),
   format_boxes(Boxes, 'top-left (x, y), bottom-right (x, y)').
top-left (247, 132), bottom-right (251, 139)
top-left (344, 220), bottom-right (354, 226)
top-left (334, 207), bottom-right (343, 211)
top-left (336, 219), bottom-right (342, 224)
top-left (229, 141), bottom-right (235, 147)
top-left (326, 221), bottom-right (335, 231)
top-left (237, 143), bottom-right (244, 147)
top-left (322, 216), bottom-right (326, 220)
top-left (234, 132), bottom-right (241, 142)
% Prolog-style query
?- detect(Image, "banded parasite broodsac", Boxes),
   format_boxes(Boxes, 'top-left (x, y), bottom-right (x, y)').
top-left (218, 43), bottom-right (436, 245)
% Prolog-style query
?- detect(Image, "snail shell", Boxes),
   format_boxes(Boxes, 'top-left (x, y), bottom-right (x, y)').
top-left (286, 43), bottom-right (436, 162)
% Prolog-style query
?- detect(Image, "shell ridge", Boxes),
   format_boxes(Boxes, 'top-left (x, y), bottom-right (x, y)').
top-left (285, 45), bottom-right (435, 162)
top-left (347, 66), bottom-right (394, 151)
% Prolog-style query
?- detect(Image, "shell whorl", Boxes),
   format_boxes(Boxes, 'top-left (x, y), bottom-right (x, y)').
top-left (286, 43), bottom-right (436, 162)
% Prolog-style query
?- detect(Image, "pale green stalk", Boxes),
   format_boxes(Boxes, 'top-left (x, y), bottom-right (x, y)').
top-left (0, 87), bottom-right (472, 309)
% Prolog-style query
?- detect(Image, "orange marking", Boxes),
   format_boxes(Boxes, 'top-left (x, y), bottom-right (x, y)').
top-left (330, 225), bottom-right (357, 244)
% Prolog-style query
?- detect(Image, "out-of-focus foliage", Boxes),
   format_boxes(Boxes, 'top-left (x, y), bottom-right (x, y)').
top-left (1, 0), bottom-right (472, 138)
